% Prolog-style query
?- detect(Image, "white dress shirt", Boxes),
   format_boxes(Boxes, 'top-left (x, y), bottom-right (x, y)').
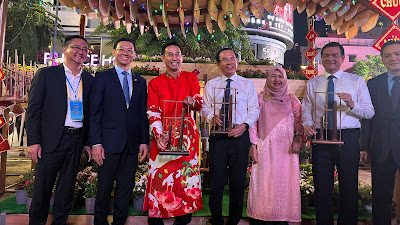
top-left (202, 73), bottom-right (260, 127)
top-left (64, 64), bottom-right (83, 128)
top-left (302, 69), bottom-right (375, 129)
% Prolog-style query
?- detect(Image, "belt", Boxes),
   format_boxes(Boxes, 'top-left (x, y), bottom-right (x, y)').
top-left (63, 126), bottom-right (83, 134)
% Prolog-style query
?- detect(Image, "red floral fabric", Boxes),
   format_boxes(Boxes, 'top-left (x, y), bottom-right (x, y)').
top-left (144, 71), bottom-right (203, 218)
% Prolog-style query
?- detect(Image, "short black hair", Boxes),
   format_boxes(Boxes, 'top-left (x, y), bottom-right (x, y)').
top-left (381, 40), bottom-right (400, 56)
top-left (321, 42), bottom-right (345, 56)
top-left (161, 42), bottom-right (182, 55)
top-left (215, 48), bottom-right (238, 62)
top-left (63, 35), bottom-right (87, 47)
top-left (113, 38), bottom-right (135, 50)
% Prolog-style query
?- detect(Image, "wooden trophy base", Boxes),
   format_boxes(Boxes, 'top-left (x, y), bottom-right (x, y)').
top-left (159, 151), bottom-right (190, 156)
top-left (311, 139), bottom-right (344, 145)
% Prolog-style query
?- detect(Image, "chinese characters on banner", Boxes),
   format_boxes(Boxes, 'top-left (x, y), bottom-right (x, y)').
top-left (302, 19), bottom-right (318, 79)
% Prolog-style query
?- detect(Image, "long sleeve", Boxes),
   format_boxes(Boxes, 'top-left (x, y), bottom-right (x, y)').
top-left (360, 80), bottom-right (373, 152)
top-left (147, 80), bottom-right (163, 140)
top-left (301, 81), bottom-right (314, 128)
top-left (140, 80), bottom-right (150, 144)
top-left (349, 76), bottom-right (375, 120)
top-left (290, 93), bottom-right (304, 134)
top-left (26, 68), bottom-right (46, 146)
top-left (189, 73), bottom-right (202, 111)
top-left (89, 72), bottom-right (105, 146)
top-left (201, 81), bottom-right (214, 124)
top-left (244, 81), bottom-right (260, 128)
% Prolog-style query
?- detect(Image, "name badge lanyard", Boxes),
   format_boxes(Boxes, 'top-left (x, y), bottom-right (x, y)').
top-left (66, 77), bottom-right (83, 121)
top-left (66, 77), bottom-right (82, 101)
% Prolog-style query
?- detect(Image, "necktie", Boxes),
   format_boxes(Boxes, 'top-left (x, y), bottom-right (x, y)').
top-left (223, 78), bottom-right (232, 129)
top-left (327, 75), bottom-right (335, 130)
top-left (392, 76), bottom-right (400, 112)
top-left (122, 71), bottom-right (130, 106)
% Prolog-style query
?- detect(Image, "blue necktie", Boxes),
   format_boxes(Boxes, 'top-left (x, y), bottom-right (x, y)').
top-left (223, 78), bottom-right (232, 129)
top-left (327, 75), bottom-right (335, 130)
top-left (122, 71), bottom-right (130, 106)
top-left (392, 76), bottom-right (400, 112)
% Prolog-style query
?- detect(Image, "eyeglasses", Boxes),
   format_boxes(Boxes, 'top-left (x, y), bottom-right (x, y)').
top-left (220, 58), bottom-right (237, 63)
top-left (116, 48), bottom-right (134, 54)
top-left (69, 45), bottom-right (88, 52)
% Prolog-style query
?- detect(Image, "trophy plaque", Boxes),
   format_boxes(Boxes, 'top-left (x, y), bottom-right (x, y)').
top-left (211, 87), bottom-right (237, 134)
top-left (159, 100), bottom-right (191, 155)
top-left (311, 91), bottom-right (344, 145)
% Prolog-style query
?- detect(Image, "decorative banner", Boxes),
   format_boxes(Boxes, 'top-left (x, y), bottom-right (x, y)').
top-left (0, 68), bottom-right (4, 80)
top-left (373, 24), bottom-right (400, 51)
top-left (370, 0), bottom-right (400, 21)
top-left (301, 65), bottom-right (318, 79)
top-left (305, 29), bottom-right (318, 43)
top-left (192, 69), bottom-right (200, 75)
top-left (304, 47), bottom-right (318, 62)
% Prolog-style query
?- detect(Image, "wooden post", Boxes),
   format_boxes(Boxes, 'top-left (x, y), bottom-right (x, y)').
top-left (0, 109), bottom-right (9, 193)
top-left (0, 0), bottom-right (8, 63)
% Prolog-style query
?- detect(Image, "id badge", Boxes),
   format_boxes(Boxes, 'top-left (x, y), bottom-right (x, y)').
top-left (70, 101), bottom-right (83, 121)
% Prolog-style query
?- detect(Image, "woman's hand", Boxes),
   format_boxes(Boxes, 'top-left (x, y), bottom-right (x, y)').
top-left (292, 135), bottom-right (303, 154)
top-left (250, 144), bottom-right (258, 164)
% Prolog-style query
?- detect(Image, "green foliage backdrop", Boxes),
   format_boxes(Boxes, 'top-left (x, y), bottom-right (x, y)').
top-left (5, 0), bottom-right (63, 62)
top-left (91, 21), bottom-right (254, 59)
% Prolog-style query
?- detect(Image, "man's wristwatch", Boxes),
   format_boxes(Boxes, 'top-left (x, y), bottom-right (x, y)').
top-left (244, 123), bottom-right (249, 130)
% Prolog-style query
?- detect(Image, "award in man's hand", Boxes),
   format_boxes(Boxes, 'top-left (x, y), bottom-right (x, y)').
top-left (211, 87), bottom-right (237, 134)
top-left (311, 91), bottom-right (344, 145)
top-left (159, 100), bottom-right (190, 155)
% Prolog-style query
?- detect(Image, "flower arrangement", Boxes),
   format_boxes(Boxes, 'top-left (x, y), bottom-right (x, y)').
top-left (82, 65), bottom-right (111, 74)
top-left (132, 65), bottom-right (160, 76)
top-left (133, 158), bottom-right (149, 199)
top-left (300, 163), bottom-right (314, 199)
top-left (236, 69), bottom-right (267, 78)
top-left (299, 145), bottom-right (312, 159)
top-left (77, 166), bottom-right (98, 199)
top-left (285, 69), bottom-right (308, 80)
top-left (358, 185), bottom-right (372, 208)
top-left (83, 173), bottom-right (98, 199)
top-left (15, 169), bottom-right (35, 190)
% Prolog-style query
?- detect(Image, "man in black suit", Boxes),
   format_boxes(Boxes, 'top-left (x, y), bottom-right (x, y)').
top-left (90, 38), bottom-right (149, 225)
top-left (27, 35), bottom-right (93, 225)
top-left (361, 40), bottom-right (400, 225)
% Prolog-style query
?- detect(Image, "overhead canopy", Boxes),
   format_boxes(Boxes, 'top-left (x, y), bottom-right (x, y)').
top-left (60, 0), bottom-right (382, 39)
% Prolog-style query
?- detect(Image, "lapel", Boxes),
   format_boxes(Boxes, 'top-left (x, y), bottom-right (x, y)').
top-left (81, 71), bottom-right (90, 107)
top-left (378, 73), bottom-right (393, 116)
top-left (130, 72), bottom-right (139, 106)
top-left (58, 65), bottom-right (68, 111)
top-left (110, 67), bottom-right (127, 106)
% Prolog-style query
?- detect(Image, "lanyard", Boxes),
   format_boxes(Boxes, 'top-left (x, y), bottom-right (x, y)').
top-left (66, 76), bottom-right (82, 100)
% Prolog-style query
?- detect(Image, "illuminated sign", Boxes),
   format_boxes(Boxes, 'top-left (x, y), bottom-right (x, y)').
top-left (43, 52), bottom-right (114, 66)
top-left (244, 3), bottom-right (294, 40)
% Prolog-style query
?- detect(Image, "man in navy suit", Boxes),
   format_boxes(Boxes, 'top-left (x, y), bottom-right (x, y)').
top-left (27, 35), bottom-right (93, 225)
top-left (361, 40), bottom-right (400, 225)
top-left (90, 38), bottom-right (149, 225)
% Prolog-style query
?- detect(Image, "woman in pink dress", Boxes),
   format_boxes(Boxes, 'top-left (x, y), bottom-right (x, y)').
top-left (247, 66), bottom-right (304, 225)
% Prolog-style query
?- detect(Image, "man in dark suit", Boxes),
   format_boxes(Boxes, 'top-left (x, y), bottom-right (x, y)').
top-left (90, 38), bottom-right (149, 225)
top-left (361, 40), bottom-right (400, 225)
top-left (27, 35), bottom-right (93, 225)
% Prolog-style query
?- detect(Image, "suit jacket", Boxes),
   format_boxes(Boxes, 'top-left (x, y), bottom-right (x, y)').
top-left (361, 72), bottom-right (400, 164)
top-left (26, 64), bottom-right (93, 153)
top-left (89, 67), bottom-right (149, 154)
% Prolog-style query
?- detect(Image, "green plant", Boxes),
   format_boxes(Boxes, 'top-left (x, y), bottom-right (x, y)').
top-left (15, 169), bottom-right (35, 190)
top-left (358, 185), bottom-right (372, 207)
top-left (83, 174), bottom-right (98, 199)
top-left (236, 69), bottom-right (267, 78)
top-left (299, 145), bottom-right (312, 159)
top-left (300, 163), bottom-right (314, 199)
top-left (133, 158), bottom-right (149, 199)
top-left (353, 55), bottom-right (386, 80)
top-left (245, 59), bottom-right (273, 65)
top-left (132, 65), bottom-right (160, 76)
top-left (285, 69), bottom-right (308, 80)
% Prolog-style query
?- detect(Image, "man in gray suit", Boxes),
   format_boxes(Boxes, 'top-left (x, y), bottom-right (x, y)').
top-left (361, 40), bottom-right (400, 225)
